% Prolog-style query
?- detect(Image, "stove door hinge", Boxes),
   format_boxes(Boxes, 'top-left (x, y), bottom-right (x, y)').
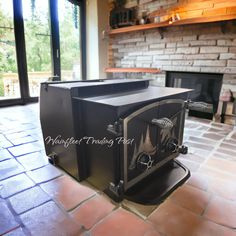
top-left (108, 180), bottom-right (124, 201)
top-left (107, 121), bottom-right (123, 136)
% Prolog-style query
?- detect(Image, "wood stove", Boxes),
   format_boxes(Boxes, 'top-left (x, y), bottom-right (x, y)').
top-left (40, 79), bottom-right (191, 204)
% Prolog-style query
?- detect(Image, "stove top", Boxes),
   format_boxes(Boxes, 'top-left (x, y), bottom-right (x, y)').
top-left (80, 86), bottom-right (191, 106)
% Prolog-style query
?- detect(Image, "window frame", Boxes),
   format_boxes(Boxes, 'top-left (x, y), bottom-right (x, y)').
top-left (0, 0), bottom-right (86, 107)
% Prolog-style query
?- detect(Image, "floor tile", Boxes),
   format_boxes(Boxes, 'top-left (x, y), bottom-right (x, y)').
top-left (184, 129), bottom-right (203, 137)
top-left (208, 178), bottom-right (236, 201)
top-left (41, 175), bottom-right (96, 211)
top-left (198, 125), bottom-right (210, 131)
top-left (0, 159), bottom-right (25, 181)
top-left (17, 152), bottom-right (48, 171)
top-left (186, 146), bottom-right (211, 157)
top-left (121, 199), bottom-right (157, 218)
top-left (179, 153), bottom-right (206, 164)
top-left (0, 200), bottom-right (19, 235)
top-left (90, 208), bottom-right (155, 236)
top-left (0, 134), bottom-right (6, 141)
top-left (0, 174), bottom-right (35, 198)
top-left (0, 149), bottom-right (13, 162)
top-left (184, 122), bottom-right (201, 129)
top-left (202, 133), bottom-right (225, 141)
top-left (193, 219), bottom-right (236, 236)
top-left (143, 230), bottom-right (162, 236)
top-left (198, 166), bottom-right (233, 182)
top-left (5, 131), bottom-right (29, 141)
top-left (211, 122), bottom-right (233, 130)
top-left (188, 136), bottom-right (216, 146)
top-left (170, 184), bottom-right (211, 215)
top-left (148, 200), bottom-right (201, 236)
top-left (9, 186), bottom-right (51, 214)
top-left (204, 196), bottom-right (236, 228)
top-left (8, 142), bottom-right (43, 157)
top-left (71, 194), bottom-right (115, 230)
top-left (188, 117), bottom-right (211, 124)
top-left (212, 152), bottom-right (236, 162)
top-left (204, 157), bottom-right (236, 176)
top-left (3, 227), bottom-right (26, 236)
top-left (177, 158), bottom-right (200, 172)
top-left (3, 128), bottom-right (25, 135)
top-left (220, 142), bottom-right (236, 151)
top-left (150, 200), bottom-right (236, 236)
top-left (216, 148), bottom-right (236, 158)
top-left (185, 141), bottom-right (215, 151)
top-left (207, 127), bottom-right (229, 135)
top-left (231, 132), bottom-right (236, 140)
top-left (186, 172), bottom-right (209, 191)
top-left (20, 201), bottom-right (82, 236)
top-left (0, 140), bottom-right (13, 149)
top-left (26, 164), bottom-right (62, 184)
top-left (11, 136), bottom-right (37, 146)
top-left (223, 138), bottom-right (236, 146)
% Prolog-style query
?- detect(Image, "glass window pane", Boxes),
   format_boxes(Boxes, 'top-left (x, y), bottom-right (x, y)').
top-left (0, 1), bottom-right (20, 99)
top-left (22, 0), bottom-right (52, 97)
top-left (58, 0), bottom-right (81, 81)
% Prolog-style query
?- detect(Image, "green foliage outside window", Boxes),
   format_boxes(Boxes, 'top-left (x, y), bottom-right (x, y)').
top-left (0, 4), bottom-right (17, 73)
top-left (0, 1), bottom-right (81, 95)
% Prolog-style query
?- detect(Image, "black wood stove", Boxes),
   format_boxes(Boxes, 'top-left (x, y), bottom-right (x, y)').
top-left (40, 79), bottom-right (191, 204)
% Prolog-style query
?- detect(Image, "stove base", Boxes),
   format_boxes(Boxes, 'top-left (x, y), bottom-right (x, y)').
top-left (124, 159), bottom-right (190, 205)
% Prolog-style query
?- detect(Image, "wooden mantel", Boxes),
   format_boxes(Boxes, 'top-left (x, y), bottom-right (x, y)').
top-left (109, 14), bottom-right (236, 35)
top-left (105, 68), bottom-right (161, 73)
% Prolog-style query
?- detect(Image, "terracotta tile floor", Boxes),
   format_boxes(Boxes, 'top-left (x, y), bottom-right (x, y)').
top-left (0, 104), bottom-right (236, 236)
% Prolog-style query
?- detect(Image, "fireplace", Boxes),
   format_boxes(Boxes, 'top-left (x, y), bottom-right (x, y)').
top-left (40, 79), bottom-right (191, 204)
top-left (166, 71), bottom-right (223, 119)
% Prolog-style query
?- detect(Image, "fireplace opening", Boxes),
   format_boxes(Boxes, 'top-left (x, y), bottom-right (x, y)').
top-left (166, 71), bottom-right (223, 119)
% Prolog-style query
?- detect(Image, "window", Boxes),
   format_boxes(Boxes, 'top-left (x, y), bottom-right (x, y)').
top-left (0, 1), bottom-right (20, 99)
top-left (0, 0), bottom-right (86, 106)
top-left (23, 0), bottom-right (52, 97)
top-left (59, 0), bottom-right (81, 81)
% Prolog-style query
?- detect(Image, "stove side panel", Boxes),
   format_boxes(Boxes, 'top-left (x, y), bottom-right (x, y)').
top-left (40, 85), bottom-right (84, 180)
top-left (76, 100), bottom-right (121, 191)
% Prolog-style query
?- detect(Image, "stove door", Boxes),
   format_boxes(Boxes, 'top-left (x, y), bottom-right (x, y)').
top-left (122, 99), bottom-right (185, 191)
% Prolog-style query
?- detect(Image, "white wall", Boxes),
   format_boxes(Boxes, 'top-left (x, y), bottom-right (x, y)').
top-left (86, 0), bottom-right (109, 79)
top-left (97, 1), bottom-right (109, 79)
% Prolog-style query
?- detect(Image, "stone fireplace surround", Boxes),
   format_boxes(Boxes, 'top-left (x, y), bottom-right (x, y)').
top-left (109, 20), bottom-right (236, 96)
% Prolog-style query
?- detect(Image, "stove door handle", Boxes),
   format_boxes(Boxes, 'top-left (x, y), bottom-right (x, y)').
top-left (151, 117), bottom-right (173, 129)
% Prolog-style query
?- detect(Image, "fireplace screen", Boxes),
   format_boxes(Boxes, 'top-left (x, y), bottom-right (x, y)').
top-left (166, 71), bottom-right (223, 118)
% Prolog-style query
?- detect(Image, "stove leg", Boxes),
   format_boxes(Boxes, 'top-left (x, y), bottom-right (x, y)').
top-left (48, 152), bottom-right (58, 165)
top-left (104, 180), bottom-right (124, 202)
